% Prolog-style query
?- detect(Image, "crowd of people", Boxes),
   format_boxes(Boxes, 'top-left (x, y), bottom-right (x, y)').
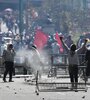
top-left (0, 9), bottom-right (90, 92)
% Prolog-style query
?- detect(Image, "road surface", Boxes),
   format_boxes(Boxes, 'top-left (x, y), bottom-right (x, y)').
top-left (0, 77), bottom-right (90, 100)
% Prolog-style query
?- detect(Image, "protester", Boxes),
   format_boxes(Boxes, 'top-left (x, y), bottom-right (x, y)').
top-left (32, 45), bottom-right (43, 78)
top-left (2, 44), bottom-right (16, 82)
top-left (60, 36), bottom-right (87, 90)
top-left (85, 44), bottom-right (90, 82)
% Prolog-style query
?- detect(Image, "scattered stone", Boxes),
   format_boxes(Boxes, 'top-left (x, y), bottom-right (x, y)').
top-left (14, 92), bottom-right (17, 94)
top-left (42, 98), bottom-right (44, 100)
top-left (6, 86), bottom-right (10, 88)
top-left (82, 96), bottom-right (85, 99)
top-left (35, 91), bottom-right (39, 95)
top-left (37, 92), bottom-right (39, 95)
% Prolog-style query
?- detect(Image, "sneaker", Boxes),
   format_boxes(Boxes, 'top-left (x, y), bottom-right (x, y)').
top-left (3, 79), bottom-right (7, 82)
top-left (9, 80), bottom-right (14, 82)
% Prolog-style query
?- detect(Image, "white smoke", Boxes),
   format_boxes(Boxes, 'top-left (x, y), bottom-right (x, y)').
top-left (15, 48), bottom-right (51, 75)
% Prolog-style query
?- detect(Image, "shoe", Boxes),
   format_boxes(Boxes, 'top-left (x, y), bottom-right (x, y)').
top-left (3, 79), bottom-right (7, 82)
top-left (9, 80), bottom-right (14, 82)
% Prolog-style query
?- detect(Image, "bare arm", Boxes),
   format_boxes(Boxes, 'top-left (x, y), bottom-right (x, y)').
top-left (76, 39), bottom-right (87, 53)
top-left (60, 37), bottom-right (70, 52)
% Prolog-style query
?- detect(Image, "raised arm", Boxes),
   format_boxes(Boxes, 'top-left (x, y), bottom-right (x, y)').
top-left (60, 36), bottom-right (70, 52)
top-left (76, 39), bottom-right (87, 54)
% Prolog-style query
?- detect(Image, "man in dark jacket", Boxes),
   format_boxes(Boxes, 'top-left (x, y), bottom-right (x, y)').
top-left (2, 44), bottom-right (15, 82)
top-left (85, 45), bottom-right (90, 81)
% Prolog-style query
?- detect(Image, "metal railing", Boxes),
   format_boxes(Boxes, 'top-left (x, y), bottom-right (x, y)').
top-left (0, 54), bottom-right (86, 75)
top-left (48, 54), bottom-right (86, 77)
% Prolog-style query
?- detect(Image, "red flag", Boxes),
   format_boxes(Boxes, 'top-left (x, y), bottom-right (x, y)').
top-left (55, 32), bottom-right (64, 53)
top-left (34, 29), bottom-right (48, 49)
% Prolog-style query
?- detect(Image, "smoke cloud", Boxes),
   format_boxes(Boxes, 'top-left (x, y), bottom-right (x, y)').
top-left (15, 48), bottom-right (51, 76)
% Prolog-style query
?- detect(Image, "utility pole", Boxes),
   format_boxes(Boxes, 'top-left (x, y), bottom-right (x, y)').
top-left (26, 0), bottom-right (29, 34)
top-left (19, 0), bottom-right (23, 45)
top-left (19, 0), bottom-right (23, 36)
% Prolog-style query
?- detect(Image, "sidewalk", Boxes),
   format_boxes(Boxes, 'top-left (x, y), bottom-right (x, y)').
top-left (0, 77), bottom-right (90, 100)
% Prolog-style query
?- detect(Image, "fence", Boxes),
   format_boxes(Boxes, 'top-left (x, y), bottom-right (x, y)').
top-left (48, 54), bottom-right (86, 77)
top-left (21, 54), bottom-right (87, 93)
top-left (0, 56), bottom-right (25, 75)
top-left (35, 70), bottom-right (87, 95)
top-left (40, 54), bottom-right (87, 93)
top-left (0, 54), bottom-right (86, 76)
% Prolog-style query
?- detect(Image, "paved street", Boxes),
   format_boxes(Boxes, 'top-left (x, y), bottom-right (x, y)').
top-left (0, 77), bottom-right (90, 100)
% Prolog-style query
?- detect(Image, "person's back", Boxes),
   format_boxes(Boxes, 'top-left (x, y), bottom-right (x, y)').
top-left (85, 49), bottom-right (90, 81)
top-left (85, 49), bottom-right (90, 63)
top-left (60, 37), bottom-right (87, 90)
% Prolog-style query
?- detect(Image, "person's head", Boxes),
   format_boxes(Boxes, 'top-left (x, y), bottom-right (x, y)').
top-left (32, 45), bottom-right (37, 49)
top-left (29, 44), bottom-right (37, 50)
top-left (85, 38), bottom-right (90, 50)
top-left (7, 44), bottom-right (13, 50)
top-left (70, 44), bottom-right (76, 51)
